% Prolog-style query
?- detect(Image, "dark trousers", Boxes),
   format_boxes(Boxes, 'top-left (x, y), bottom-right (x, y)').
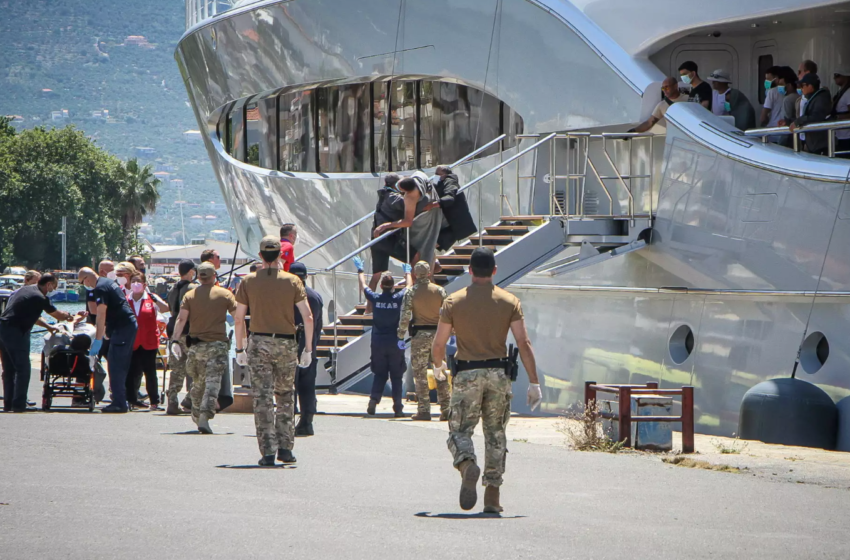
top-left (0, 323), bottom-right (32, 411)
top-left (295, 359), bottom-right (317, 416)
top-left (370, 339), bottom-right (406, 413)
top-left (128, 347), bottom-right (159, 406)
top-left (106, 322), bottom-right (138, 410)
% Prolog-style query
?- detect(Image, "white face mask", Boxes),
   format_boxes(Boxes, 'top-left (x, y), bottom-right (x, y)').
top-left (681, 73), bottom-right (692, 85)
top-left (116, 276), bottom-right (128, 287)
top-left (106, 271), bottom-right (117, 280)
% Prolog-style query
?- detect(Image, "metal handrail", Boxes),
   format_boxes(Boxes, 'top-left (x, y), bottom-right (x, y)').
top-left (298, 134), bottom-right (508, 263)
top-left (743, 120), bottom-right (850, 157)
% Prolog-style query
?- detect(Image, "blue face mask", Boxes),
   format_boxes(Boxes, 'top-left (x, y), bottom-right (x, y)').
top-left (778, 86), bottom-right (786, 95)
top-left (797, 88), bottom-right (803, 96)
top-left (681, 74), bottom-right (692, 85)
top-left (724, 101), bottom-right (731, 113)
top-left (764, 79), bottom-right (773, 90)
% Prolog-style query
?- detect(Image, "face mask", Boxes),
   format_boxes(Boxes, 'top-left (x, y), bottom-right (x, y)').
top-left (797, 88), bottom-right (803, 96)
top-left (724, 101), bottom-right (732, 113)
top-left (107, 271), bottom-right (117, 280)
top-left (681, 74), bottom-right (692, 85)
top-left (117, 276), bottom-right (128, 287)
top-left (778, 86), bottom-right (786, 95)
top-left (131, 282), bottom-right (144, 294)
top-left (764, 80), bottom-right (773, 91)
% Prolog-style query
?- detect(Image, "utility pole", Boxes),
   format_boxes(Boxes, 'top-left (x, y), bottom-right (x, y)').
top-left (59, 216), bottom-right (67, 270)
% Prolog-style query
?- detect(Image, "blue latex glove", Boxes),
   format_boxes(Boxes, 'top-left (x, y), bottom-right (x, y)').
top-left (402, 263), bottom-right (412, 274)
top-left (397, 339), bottom-right (409, 350)
top-left (89, 339), bottom-right (103, 357)
top-left (353, 256), bottom-right (364, 272)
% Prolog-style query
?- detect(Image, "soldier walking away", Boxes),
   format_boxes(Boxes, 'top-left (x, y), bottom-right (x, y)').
top-left (397, 260), bottom-right (450, 421)
top-left (234, 236), bottom-right (314, 466)
top-left (289, 262), bottom-right (324, 437)
top-left (165, 260), bottom-right (198, 415)
top-left (431, 248), bottom-right (542, 514)
top-left (353, 256), bottom-right (412, 418)
top-left (169, 263), bottom-right (236, 434)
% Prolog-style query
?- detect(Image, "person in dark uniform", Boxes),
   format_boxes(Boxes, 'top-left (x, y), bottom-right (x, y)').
top-left (0, 274), bottom-right (74, 412)
top-left (433, 165), bottom-right (477, 252)
top-left (78, 267), bottom-right (138, 413)
top-left (354, 256), bottom-right (412, 417)
top-left (289, 262), bottom-right (324, 436)
top-left (431, 248), bottom-right (542, 514)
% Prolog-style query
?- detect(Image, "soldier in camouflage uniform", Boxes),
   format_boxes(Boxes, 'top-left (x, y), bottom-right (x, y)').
top-left (234, 236), bottom-right (314, 466)
top-left (165, 260), bottom-right (198, 415)
top-left (397, 261), bottom-right (450, 421)
top-left (170, 262), bottom-right (236, 434)
top-left (431, 248), bottom-right (543, 514)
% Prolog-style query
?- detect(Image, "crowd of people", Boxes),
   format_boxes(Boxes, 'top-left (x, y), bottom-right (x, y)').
top-left (630, 60), bottom-right (850, 157)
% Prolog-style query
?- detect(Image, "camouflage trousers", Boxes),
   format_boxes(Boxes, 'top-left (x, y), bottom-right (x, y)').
top-left (248, 335), bottom-right (299, 457)
top-left (166, 340), bottom-right (189, 404)
top-left (186, 341), bottom-right (229, 419)
top-left (411, 330), bottom-right (451, 415)
top-left (447, 368), bottom-right (512, 487)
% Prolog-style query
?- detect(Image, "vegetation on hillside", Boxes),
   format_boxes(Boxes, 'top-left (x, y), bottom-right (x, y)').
top-left (0, 0), bottom-right (230, 244)
top-left (0, 118), bottom-right (160, 269)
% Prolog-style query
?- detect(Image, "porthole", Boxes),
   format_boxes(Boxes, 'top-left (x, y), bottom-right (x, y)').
top-left (669, 324), bottom-right (695, 365)
top-left (800, 331), bottom-right (829, 374)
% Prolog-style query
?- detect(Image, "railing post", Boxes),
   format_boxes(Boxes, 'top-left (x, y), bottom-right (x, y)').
top-left (549, 136), bottom-right (555, 215)
top-left (498, 138), bottom-right (504, 217)
top-left (618, 386), bottom-right (631, 447)
top-left (829, 129), bottom-right (836, 158)
top-left (647, 381), bottom-right (658, 389)
top-left (793, 132), bottom-right (800, 152)
top-left (584, 380), bottom-right (596, 409)
top-left (681, 386), bottom-right (695, 453)
top-left (331, 267), bottom-right (338, 389)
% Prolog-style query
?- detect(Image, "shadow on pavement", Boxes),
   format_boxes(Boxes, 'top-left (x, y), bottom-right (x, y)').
top-left (216, 464), bottom-right (297, 470)
top-left (161, 431), bottom-right (235, 435)
top-left (414, 512), bottom-right (525, 520)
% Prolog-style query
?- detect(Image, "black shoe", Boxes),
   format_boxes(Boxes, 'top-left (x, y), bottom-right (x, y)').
top-left (394, 411), bottom-right (406, 418)
top-left (366, 399), bottom-right (377, 416)
top-left (138, 392), bottom-right (148, 400)
top-left (295, 423), bottom-right (311, 437)
top-left (277, 449), bottom-right (297, 463)
top-left (258, 455), bottom-right (276, 467)
top-left (128, 401), bottom-right (147, 410)
top-left (11, 406), bottom-right (38, 412)
top-left (27, 400), bottom-right (36, 407)
top-left (101, 404), bottom-right (128, 413)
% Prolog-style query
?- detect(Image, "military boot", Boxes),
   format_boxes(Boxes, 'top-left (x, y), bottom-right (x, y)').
top-left (483, 486), bottom-right (503, 514)
top-left (439, 408), bottom-right (449, 422)
top-left (166, 396), bottom-right (179, 416)
top-left (258, 455), bottom-right (276, 467)
top-left (295, 414), bottom-right (314, 437)
top-left (197, 413), bottom-right (213, 434)
top-left (458, 459), bottom-right (481, 511)
top-left (366, 399), bottom-right (377, 416)
top-left (277, 449), bottom-right (297, 463)
top-left (411, 410), bottom-right (431, 421)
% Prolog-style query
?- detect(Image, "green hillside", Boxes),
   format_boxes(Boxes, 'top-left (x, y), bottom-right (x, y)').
top-left (0, 0), bottom-right (232, 245)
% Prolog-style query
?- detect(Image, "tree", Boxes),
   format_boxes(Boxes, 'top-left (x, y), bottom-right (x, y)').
top-left (118, 158), bottom-right (160, 258)
top-left (0, 116), bottom-right (15, 140)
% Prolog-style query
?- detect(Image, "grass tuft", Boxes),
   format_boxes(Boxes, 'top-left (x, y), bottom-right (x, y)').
top-left (557, 399), bottom-right (625, 454)
top-left (663, 456), bottom-right (741, 473)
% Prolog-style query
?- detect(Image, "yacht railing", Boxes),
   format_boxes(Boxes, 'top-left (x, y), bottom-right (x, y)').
top-left (742, 120), bottom-right (850, 158)
top-left (185, 0), bottom-right (238, 29)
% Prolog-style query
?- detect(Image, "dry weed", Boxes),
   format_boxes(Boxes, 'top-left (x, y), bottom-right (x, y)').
top-left (556, 399), bottom-right (625, 453)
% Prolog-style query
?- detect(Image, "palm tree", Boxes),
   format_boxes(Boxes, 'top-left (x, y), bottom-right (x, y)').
top-left (118, 158), bottom-right (160, 257)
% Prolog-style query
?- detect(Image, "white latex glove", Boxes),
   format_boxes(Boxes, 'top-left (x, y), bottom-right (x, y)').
top-left (433, 361), bottom-right (449, 382)
top-left (299, 350), bottom-right (312, 369)
top-left (170, 342), bottom-right (183, 360)
top-left (527, 383), bottom-right (543, 411)
top-left (236, 352), bottom-right (248, 367)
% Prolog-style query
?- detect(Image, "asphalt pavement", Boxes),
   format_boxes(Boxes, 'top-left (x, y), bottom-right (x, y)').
top-left (1, 400), bottom-right (849, 560)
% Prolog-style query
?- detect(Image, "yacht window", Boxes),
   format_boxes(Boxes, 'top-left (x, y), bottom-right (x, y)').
top-left (391, 81), bottom-right (418, 171)
top-left (317, 84), bottom-right (371, 173)
top-left (278, 90), bottom-right (316, 173)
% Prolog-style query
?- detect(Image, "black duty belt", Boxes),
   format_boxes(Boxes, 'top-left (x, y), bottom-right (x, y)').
top-left (250, 332), bottom-right (295, 340)
top-left (455, 358), bottom-right (509, 372)
top-left (410, 324), bottom-right (438, 335)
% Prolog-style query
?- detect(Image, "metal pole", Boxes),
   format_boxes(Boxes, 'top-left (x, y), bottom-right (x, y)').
top-left (477, 171), bottom-right (483, 246)
top-left (332, 267), bottom-right (338, 384)
top-left (618, 386), bottom-right (631, 447)
top-left (225, 240), bottom-right (240, 289)
top-left (681, 386), bottom-right (695, 453)
top-left (793, 132), bottom-right (800, 152)
top-left (549, 137), bottom-right (555, 216)
top-left (60, 216), bottom-right (67, 271)
top-left (498, 138), bottom-right (504, 216)
top-left (829, 129), bottom-right (836, 158)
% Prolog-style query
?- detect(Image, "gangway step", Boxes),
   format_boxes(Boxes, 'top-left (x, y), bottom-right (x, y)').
top-left (338, 314), bottom-right (373, 324)
top-left (500, 215), bottom-right (545, 222)
top-left (466, 235), bottom-right (517, 246)
top-left (484, 225), bottom-right (531, 235)
top-left (452, 245), bottom-right (500, 255)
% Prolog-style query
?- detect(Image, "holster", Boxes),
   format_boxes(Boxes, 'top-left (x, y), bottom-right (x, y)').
top-left (508, 344), bottom-right (520, 382)
top-left (186, 336), bottom-right (201, 348)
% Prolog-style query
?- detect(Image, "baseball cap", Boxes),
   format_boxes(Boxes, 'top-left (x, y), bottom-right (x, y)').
top-left (800, 73), bottom-right (820, 86)
top-left (414, 260), bottom-right (430, 278)
top-left (289, 262), bottom-right (308, 279)
top-left (178, 259), bottom-right (196, 276)
top-left (834, 67), bottom-right (850, 78)
top-left (706, 69), bottom-right (732, 83)
top-left (197, 262), bottom-right (217, 280)
top-left (260, 235), bottom-right (281, 252)
top-left (470, 247), bottom-right (496, 272)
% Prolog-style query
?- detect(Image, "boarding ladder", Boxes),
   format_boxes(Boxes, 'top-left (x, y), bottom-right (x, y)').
top-left (300, 131), bottom-right (660, 392)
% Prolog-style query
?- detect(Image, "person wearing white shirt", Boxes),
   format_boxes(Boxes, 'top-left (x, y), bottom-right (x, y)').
top-left (707, 69), bottom-right (733, 116)
top-left (629, 77), bottom-right (688, 132)
top-left (760, 66), bottom-right (785, 143)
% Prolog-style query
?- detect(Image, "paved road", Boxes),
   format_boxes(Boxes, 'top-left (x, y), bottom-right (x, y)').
top-left (1, 406), bottom-right (848, 560)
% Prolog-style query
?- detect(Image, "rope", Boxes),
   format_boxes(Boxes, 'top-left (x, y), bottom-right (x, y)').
top-left (473, 0), bottom-right (502, 152)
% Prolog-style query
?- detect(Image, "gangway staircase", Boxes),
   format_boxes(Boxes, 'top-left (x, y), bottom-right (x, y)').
top-left (311, 131), bottom-right (658, 392)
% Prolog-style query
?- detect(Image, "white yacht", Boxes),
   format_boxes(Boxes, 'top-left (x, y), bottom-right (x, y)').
top-left (177, 0), bottom-right (850, 437)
